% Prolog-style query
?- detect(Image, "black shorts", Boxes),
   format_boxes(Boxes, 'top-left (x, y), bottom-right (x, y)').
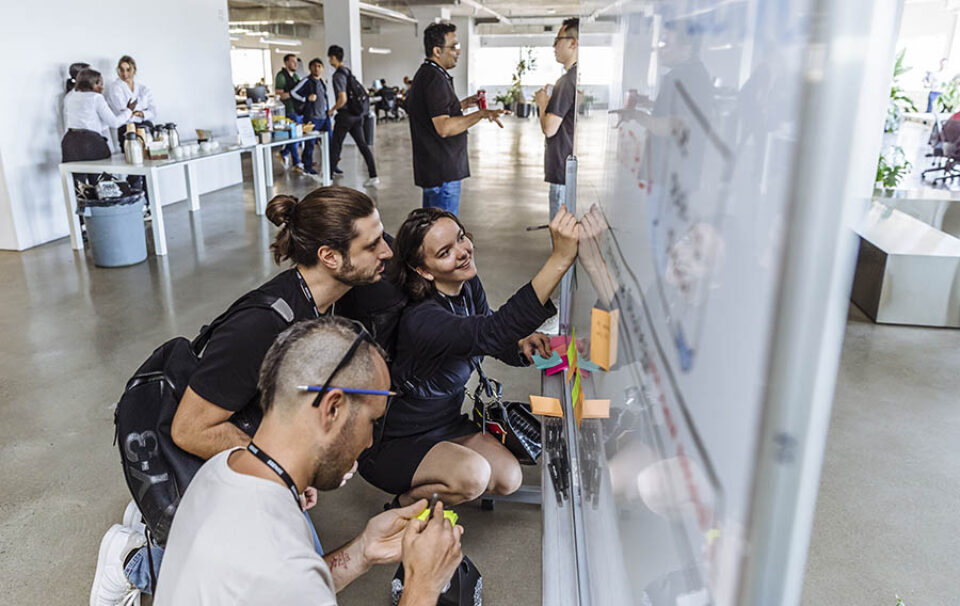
top-left (358, 414), bottom-right (478, 495)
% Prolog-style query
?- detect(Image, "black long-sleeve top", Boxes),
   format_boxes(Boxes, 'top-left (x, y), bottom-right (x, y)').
top-left (384, 276), bottom-right (557, 438)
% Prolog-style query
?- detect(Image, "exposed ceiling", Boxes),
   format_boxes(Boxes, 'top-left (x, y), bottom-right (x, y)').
top-left (226, 0), bottom-right (591, 28)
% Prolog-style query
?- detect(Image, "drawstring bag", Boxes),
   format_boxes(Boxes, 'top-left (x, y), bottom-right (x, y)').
top-left (392, 555), bottom-right (482, 606)
top-left (470, 362), bottom-right (542, 465)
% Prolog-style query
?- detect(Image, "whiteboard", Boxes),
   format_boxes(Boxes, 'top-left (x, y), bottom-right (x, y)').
top-left (562, 1), bottom-right (897, 604)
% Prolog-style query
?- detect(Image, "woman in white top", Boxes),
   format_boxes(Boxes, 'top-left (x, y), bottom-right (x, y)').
top-left (63, 68), bottom-right (142, 156)
top-left (105, 55), bottom-right (157, 127)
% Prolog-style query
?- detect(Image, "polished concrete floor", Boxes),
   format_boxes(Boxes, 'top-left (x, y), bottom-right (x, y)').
top-left (0, 118), bottom-right (956, 604)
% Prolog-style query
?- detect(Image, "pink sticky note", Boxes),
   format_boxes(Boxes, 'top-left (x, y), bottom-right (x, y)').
top-left (545, 354), bottom-right (569, 375)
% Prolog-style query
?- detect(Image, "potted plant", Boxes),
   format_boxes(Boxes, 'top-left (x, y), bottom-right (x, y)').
top-left (885, 49), bottom-right (918, 134)
top-left (507, 48), bottom-right (537, 118)
top-left (578, 92), bottom-right (596, 116)
top-left (935, 77), bottom-right (960, 112)
top-left (494, 92), bottom-right (513, 112)
top-left (875, 145), bottom-right (912, 192)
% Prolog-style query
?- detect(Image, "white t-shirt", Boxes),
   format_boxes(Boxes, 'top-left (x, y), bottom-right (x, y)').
top-left (154, 449), bottom-right (337, 606)
top-left (105, 79), bottom-right (157, 124)
top-left (63, 91), bottom-right (132, 151)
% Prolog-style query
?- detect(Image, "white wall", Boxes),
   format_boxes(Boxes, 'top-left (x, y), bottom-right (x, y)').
top-left (0, 0), bottom-right (240, 251)
top-left (362, 22), bottom-right (423, 89)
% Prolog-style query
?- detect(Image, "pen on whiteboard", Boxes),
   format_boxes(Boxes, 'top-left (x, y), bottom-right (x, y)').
top-left (525, 224), bottom-right (550, 231)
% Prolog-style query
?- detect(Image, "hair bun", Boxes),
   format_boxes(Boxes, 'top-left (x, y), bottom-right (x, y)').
top-left (265, 194), bottom-right (298, 228)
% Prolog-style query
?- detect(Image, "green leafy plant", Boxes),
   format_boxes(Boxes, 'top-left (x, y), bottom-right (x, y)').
top-left (493, 92), bottom-right (513, 108)
top-left (886, 49), bottom-right (918, 133)
top-left (895, 595), bottom-right (905, 606)
top-left (507, 47), bottom-right (537, 106)
top-left (935, 77), bottom-right (960, 112)
top-left (876, 145), bottom-right (912, 189)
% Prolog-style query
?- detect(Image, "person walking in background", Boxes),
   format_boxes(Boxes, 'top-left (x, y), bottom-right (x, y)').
top-left (534, 17), bottom-right (579, 220)
top-left (291, 58), bottom-right (332, 180)
top-left (406, 21), bottom-right (505, 216)
top-left (105, 55), bottom-right (157, 141)
top-left (276, 53), bottom-right (304, 172)
top-left (327, 44), bottom-right (379, 187)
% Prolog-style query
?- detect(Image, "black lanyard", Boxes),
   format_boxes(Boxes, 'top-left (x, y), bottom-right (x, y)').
top-left (424, 60), bottom-right (457, 97)
top-left (295, 269), bottom-right (333, 319)
top-left (246, 442), bottom-right (303, 510)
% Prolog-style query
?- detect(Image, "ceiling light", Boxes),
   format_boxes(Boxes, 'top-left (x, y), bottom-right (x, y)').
top-left (285, 19), bottom-right (295, 24)
top-left (367, 47), bottom-right (392, 54)
top-left (460, 0), bottom-right (512, 24)
top-left (358, 2), bottom-right (418, 25)
top-left (260, 37), bottom-right (302, 46)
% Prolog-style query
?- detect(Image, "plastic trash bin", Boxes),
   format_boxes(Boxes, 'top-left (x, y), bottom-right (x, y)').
top-left (80, 192), bottom-right (148, 267)
top-left (363, 110), bottom-right (376, 146)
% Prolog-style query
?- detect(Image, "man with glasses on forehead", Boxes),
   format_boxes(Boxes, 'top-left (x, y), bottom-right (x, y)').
top-left (534, 17), bottom-right (580, 220)
top-left (406, 21), bottom-right (507, 216)
top-left (155, 318), bottom-right (465, 605)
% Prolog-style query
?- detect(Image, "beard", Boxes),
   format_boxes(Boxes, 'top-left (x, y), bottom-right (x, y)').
top-left (334, 254), bottom-right (382, 287)
top-left (310, 418), bottom-right (360, 491)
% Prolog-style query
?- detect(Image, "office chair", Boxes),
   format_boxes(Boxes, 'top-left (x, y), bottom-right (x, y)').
top-left (924, 114), bottom-right (960, 185)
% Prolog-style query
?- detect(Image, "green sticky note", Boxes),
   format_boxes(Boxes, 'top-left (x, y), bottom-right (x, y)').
top-left (571, 372), bottom-right (581, 408)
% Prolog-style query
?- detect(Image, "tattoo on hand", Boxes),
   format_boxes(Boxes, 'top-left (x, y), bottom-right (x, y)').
top-left (329, 551), bottom-right (351, 570)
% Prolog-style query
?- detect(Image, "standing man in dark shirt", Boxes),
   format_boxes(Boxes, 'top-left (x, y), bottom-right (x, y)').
top-left (327, 45), bottom-right (379, 187)
top-left (406, 21), bottom-right (506, 216)
top-left (275, 53), bottom-right (303, 172)
top-left (534, 18), bottom-right (579, 219)
top-left (290, 58), bottom-right (331, 179)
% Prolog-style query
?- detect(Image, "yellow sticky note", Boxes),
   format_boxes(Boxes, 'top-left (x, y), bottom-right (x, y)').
top-left (566, 328), bottom-right (579, 383)
top-left (590, 308), bottom-right (619, 371)
top-left (582, 399), bottom-right (611, 419)
top-left (529, 395), bottom-right (563, 417)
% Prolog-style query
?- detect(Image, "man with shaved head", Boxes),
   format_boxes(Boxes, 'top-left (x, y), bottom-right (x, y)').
top-left (154, 318), bottom-right (464, 605)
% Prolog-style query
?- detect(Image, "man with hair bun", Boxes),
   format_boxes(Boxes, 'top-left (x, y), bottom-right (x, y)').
top-left (91, 186), bottom-right (404, 605)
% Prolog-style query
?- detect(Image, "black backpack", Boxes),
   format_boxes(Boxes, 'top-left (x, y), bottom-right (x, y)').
top-left (113, 292), bottom-right (294, 545)
top-left (342, 67), bottom-right (370, 116)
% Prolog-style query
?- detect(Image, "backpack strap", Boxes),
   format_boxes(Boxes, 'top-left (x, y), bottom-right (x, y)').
top-left (192, 292), bottom-right (295, 355)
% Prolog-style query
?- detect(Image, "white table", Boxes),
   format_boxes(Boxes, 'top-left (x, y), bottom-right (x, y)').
top-left (260, 132), bottom-right (331, 192)
top-left (59, 142), bottom-right (262, 256)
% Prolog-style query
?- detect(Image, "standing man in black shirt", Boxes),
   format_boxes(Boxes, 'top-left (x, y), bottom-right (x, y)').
top-left (534, 17), bottom-right (579, 219)
top-left (327, 45), bottom-right (379, 187)
top-left (406, 21), bottom-right (506, 216)
top-left (275, 53), bottom-right (303, 172)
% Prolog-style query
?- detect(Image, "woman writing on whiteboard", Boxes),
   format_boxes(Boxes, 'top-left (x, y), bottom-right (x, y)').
top-left (358, 207), bottom-right (579, 506)
top-left (106, 55), bottom-right (157, 135)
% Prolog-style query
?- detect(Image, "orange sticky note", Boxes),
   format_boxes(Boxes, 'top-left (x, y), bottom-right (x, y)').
top-left (582, 399), bottom-right (611, 419)
top-left (529, 395), bottom-right (563, 417)
top-left (590, 308), bottom-right (619, 371)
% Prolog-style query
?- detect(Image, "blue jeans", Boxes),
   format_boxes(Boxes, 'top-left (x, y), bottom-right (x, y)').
top-left (302, 116), bottom-right (332, 173)
top-left (422, 180), bottom-right (462, 216)
top-left (280, 114), bottom-right (303, 165)
top-left (548, 182), bottom-right (566, 220)
top-left (126, 510), bottom-right (323, 593)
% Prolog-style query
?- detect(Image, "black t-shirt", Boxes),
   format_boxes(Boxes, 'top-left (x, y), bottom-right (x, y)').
top-left (544, 63), bottom-right (578, 184)
top-left (188, 267), bottom-right (406, 435)
top-left (407, 61), bottom-right (469, 187)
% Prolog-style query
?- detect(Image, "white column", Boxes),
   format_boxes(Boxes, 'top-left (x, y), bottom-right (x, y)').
top-left (324, 0), bottom-right (364, 84)
top-left (409, 6), bottom-right (473, 99)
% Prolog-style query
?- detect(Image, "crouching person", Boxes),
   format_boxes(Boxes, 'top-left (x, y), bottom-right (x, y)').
top-left (154, 317), bottom-right (464, 605)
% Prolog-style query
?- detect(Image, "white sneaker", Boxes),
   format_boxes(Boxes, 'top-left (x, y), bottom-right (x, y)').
top-left (90, 524), bottom-right (145, 606)
top-left (292, 163), bottom-right (304, 173)
top-left (279, 153), bottom-right (292, 171)
top-left (363, 176), bottom-right (381, 187)
top-left (122, 500), bottom-right (146, 536)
